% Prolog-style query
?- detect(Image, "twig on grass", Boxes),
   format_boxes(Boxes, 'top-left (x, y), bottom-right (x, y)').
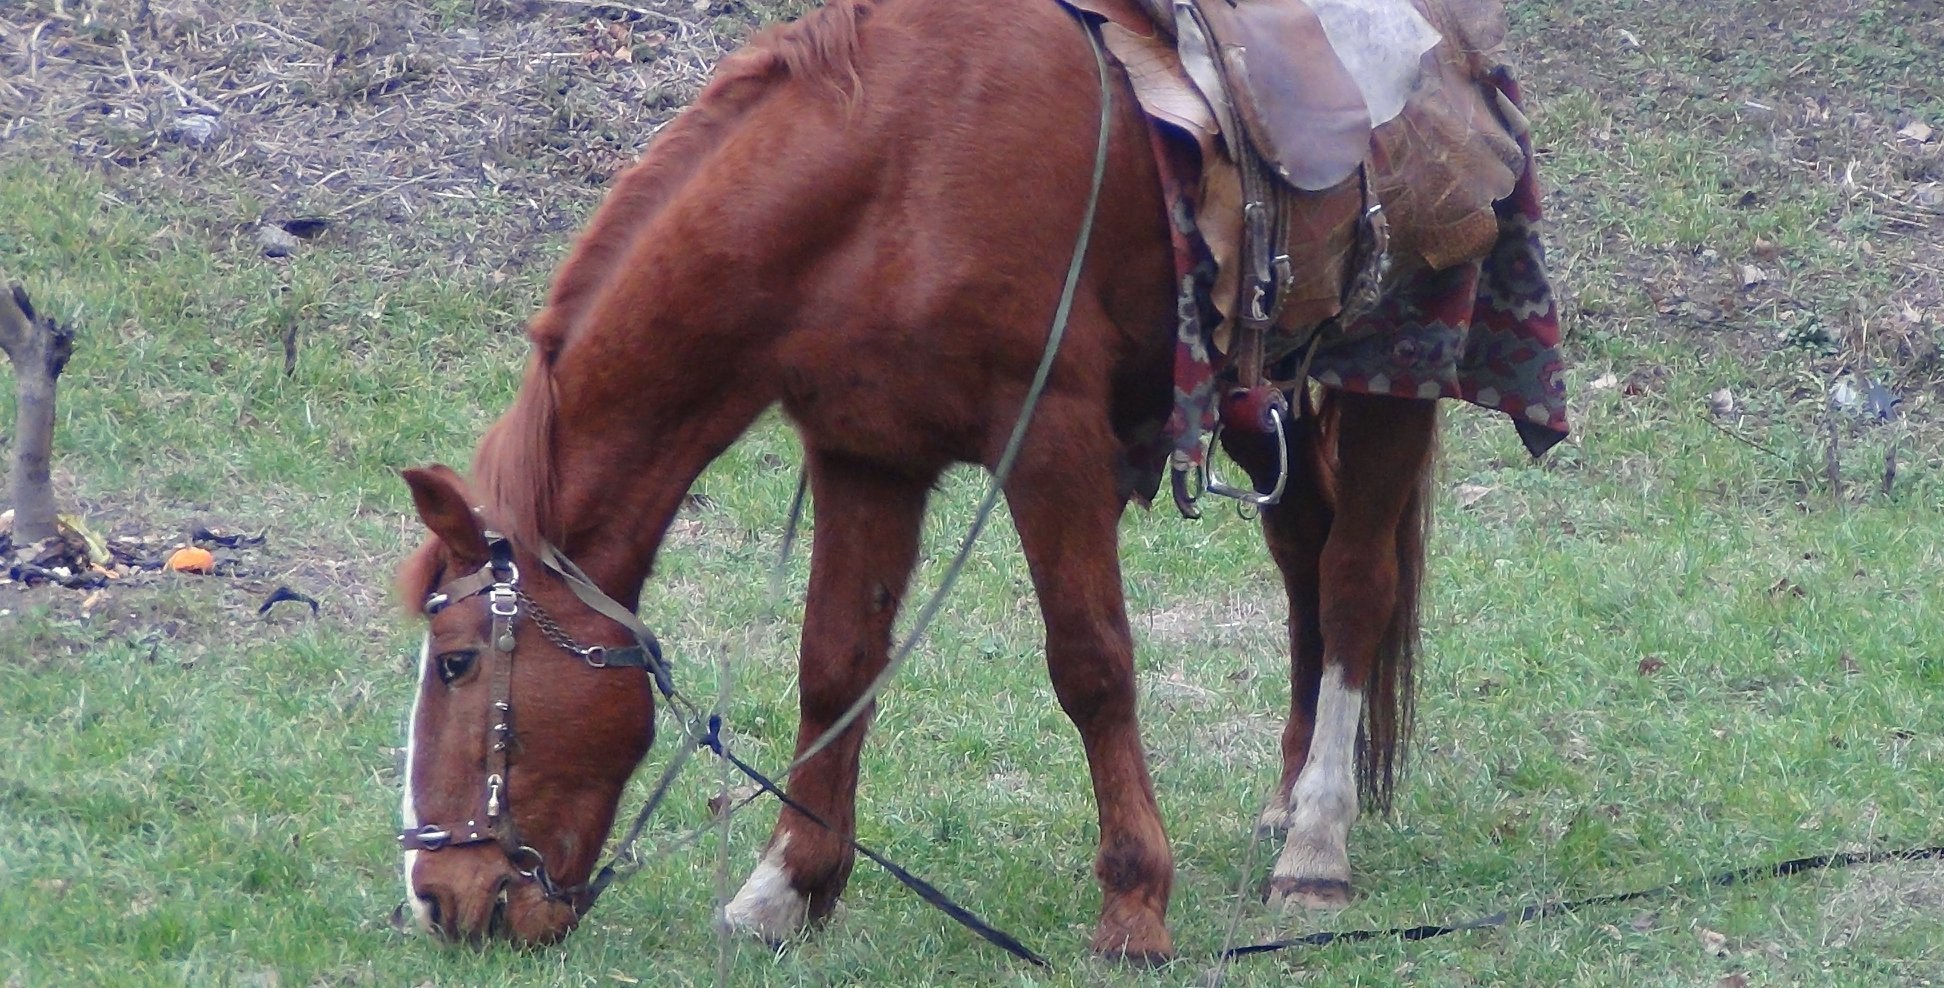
top-left (1824, 415), bottom-right (1845, 507)
top-left (1702, 415), bottom-right (1790, 462)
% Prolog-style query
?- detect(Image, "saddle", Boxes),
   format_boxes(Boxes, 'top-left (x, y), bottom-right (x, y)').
top-left (1060, 0), bottom-right (1568, 514)
top-left (1066, 0), bottom-right (1528, 352)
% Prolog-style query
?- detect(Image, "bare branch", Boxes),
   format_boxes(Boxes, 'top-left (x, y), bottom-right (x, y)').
top-left (1, 281), bottom-right (76, 543)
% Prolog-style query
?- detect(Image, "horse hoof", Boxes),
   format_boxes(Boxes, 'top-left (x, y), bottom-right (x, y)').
top-left (720, 840), bottom-right (812, 944)
top-left (1095, 944), bottom-right (1175, 968)
top-left (1090, 911), bottom-right (1175, 966)
top-left (1266, 876), bottom-right (1353, 911)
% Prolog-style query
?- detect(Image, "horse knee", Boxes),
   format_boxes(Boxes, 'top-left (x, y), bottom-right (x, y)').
top-left (1044, 629), bottom-right (1137, 726)
top-left (797, 644), bottom-right (879, 727)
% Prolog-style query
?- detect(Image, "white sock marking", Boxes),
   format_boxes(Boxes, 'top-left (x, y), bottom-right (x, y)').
top-left (1275, 664), bottom-right (1361, 884)
top-left (722, 834), bottom-right (809, 941)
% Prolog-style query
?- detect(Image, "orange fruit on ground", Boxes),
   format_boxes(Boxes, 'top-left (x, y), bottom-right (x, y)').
top-left (165, 547), bottom-right (215, 574)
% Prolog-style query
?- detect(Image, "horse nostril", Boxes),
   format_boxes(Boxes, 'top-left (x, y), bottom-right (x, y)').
top-left (417, 890), bottom-right (445, 934)
top-left (487, 875), bottom-right (513, 939)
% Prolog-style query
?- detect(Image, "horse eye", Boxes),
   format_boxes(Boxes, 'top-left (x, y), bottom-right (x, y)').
top-left (436, 651), bottom-right (478, 684)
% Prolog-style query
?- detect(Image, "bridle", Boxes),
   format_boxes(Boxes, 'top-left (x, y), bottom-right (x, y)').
top-left (397, 529), bottom-right (666, 912)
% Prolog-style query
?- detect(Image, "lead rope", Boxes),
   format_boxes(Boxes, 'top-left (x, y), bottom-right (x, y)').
top-left (1221, 844), bottom-right (1944, 960)
top-left (712, 468), bottom-right (804, 988)
top-left (574, 472), bottom-right (809, 916)
top-left (1205, 786), bottom-right (1273, 985)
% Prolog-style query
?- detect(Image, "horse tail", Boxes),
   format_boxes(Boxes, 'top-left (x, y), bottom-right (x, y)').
top-left (1308, 388), bottom-right (1434, 812)
top-left (1363, 410), bottom-right (1433, 811)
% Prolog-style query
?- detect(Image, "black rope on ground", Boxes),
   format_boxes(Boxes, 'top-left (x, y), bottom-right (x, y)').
top-left (695, 717), bottom-right (1052, 967)
top-left (1222, 845), bottom-right (1944, 959)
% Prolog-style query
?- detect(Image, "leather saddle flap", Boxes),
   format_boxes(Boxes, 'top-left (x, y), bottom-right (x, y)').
top-left (1190, 0), bottom-right (1370, 191)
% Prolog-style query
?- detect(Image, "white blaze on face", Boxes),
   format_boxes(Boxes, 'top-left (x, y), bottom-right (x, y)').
top-left (402, 634), bottom-right (432, 927)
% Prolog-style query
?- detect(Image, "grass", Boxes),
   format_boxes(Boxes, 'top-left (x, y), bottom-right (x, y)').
top-left (3, 0), bottom-right (1942, 985)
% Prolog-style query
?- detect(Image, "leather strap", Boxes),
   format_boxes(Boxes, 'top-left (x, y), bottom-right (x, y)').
top-left (537, 541), bottom-right (673, 693)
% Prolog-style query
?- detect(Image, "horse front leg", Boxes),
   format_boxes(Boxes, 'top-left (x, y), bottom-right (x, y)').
top-left (721, 447), bottom-right (934, 942)
top-left (1267, 391), bottom-right (1435, 909)
top-left (1004, 402), bottom-right (1175, 963)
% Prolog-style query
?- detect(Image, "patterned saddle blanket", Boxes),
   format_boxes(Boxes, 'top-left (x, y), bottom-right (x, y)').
top-left (1061, 0), bottom-right (1570, 508)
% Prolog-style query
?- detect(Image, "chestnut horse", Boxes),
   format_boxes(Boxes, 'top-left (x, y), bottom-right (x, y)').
top-left (395, 0), bottom-right (1435, 960)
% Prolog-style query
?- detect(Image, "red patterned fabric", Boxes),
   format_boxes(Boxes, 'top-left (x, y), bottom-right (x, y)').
top-left (1308, 72), bottom-right (1568, 455)
top-left (1160, 68), bottom-right (1570, 481)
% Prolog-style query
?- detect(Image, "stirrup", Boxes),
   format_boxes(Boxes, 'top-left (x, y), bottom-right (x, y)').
top-left (1204, 401), bottom-right (1288, 507)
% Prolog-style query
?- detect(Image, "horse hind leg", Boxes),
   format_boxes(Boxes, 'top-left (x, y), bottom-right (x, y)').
top-left (721, 447), bottom-right (935, 942)
top-left (1266, 391), bottom-right (1434, 910)
top-left (1004, 396), bottom-right (1175, 963)
top-left (1219, 390), bottom-right (1332, 838)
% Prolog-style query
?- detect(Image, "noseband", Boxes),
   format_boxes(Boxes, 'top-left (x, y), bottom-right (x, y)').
top-left (398, 530), bottom-right (665, 911)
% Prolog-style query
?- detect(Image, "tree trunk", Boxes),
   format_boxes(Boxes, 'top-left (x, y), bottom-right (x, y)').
top-left (0, 283), bottom-right (76, 545)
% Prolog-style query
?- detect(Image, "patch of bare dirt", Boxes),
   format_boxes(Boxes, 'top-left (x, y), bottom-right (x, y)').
top-left (1511, 0), bottom-right (1943, 413)
top-left (1820, 860), bottom-right (1944, 948)
top-left (0, 0), bottom-right (746, 270)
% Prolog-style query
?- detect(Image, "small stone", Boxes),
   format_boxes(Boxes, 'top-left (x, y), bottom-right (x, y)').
top-left (1898, 120), bottom-right (1934, 143)
top-left (1699, 927), bottom-right (1729, 957)
top-left (1829, 378), bottom-right (1859, 412)
top-left (257, 224), bottom-right (300, 258)
top-left (166, 112), bottom-right (223, 147)
top-left (1453, 483), bottom-right (1494, 508)
top-left (447, 28), bottom-right (483, 58)
top-left (1739, 264), bottom-right (1767, 288)
top-left (1708, 387), bottom-right (1736, 416)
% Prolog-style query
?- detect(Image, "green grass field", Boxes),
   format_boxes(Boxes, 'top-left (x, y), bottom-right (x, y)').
top-left (3, 0), bottom-right (1941, 985)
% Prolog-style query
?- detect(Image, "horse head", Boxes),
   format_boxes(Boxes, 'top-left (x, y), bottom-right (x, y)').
top-left (394, 464), bottom-right (659, 946)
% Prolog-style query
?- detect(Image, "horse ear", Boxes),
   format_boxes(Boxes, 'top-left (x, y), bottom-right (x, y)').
top-left (402, 465), bottom-right (488, 565)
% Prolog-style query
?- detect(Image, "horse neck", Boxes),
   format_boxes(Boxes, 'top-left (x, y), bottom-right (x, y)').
top-left (536, 305), bottom-right (777, 613)
top-left (522, 55), bottom-right (827, 606)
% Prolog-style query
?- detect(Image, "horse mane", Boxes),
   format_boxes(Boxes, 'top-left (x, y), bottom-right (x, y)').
top-left (470, 0), bottom-right (874, 551)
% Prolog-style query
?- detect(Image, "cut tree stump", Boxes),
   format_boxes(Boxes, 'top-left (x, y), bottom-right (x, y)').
top-left (0, 283), bottom-right (77, 545)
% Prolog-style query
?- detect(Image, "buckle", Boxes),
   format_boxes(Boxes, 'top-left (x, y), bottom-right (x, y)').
top-left (488, 586), bottom-right (518, 618)
top-left (404, 825), bottom-right (451, 850)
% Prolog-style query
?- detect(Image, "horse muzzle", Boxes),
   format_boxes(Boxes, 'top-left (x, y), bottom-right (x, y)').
top-left (403, 851), bottom-right (581, 947)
